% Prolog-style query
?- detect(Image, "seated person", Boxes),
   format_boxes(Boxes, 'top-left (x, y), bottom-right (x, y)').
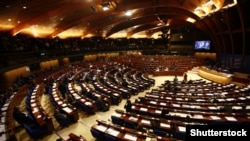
top-left (54, 109), bottom-right (71, 126)
top-left (96, 97), bottom-right (109, 112)
top-left (161, 109), bottom-right (169, 118)
top-left (136, 123), bottom-right (147, 132)
top-left (12, 106), bottom-right (33, 125)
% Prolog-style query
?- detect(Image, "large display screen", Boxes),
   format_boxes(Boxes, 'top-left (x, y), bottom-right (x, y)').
top-left (194, 40), bottom-right (211, 50)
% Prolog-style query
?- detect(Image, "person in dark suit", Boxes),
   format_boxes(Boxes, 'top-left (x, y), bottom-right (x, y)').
top-left (173, 75), bottom-right (178, 83)
top-left (58, 81), bottom-right (67, 99)
top-left (54, 109), bottom-right (71, 127)
top-left (161, 109), bottom-right (169, 118)
top-left (124, 99), bottom-right (132, 112)
top-left (183, 73), bottom-right (188, 83)
top-left (96, 97), bottom-right (109, 112)
top-left (12, 106), bottom-right (33, 124)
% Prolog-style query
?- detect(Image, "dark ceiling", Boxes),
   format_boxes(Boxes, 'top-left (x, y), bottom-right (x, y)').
top-left (0, 0), bottom-right (242, 39)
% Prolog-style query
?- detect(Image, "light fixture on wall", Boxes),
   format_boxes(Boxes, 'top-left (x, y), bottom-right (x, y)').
top-left (101, 2), bottom-right (110, 11)
top-left (125, 11), bottom-right (132, 16)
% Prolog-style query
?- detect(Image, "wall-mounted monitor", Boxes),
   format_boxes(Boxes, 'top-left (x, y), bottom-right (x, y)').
top-left (40, 52), bottom-right (45, 56)
top-left (194, 40), bottom-right (211, 50)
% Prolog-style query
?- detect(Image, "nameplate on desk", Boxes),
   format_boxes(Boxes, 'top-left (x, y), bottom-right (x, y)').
top-left (225, 116), bottom-right (237, 121)
top-left (217, 99), bottom-right (225, 102)
top-left (0, 132), bottom-right (7, 141)
top-left (191, 105), bottom-right (200, 109)
top-left (37, 115), bottom-right (42, 118)
top-left (33, 108), bottom-right (39, 113)
top-left (221, 92), bottom-right (228, 95)
top-left (63, 107), bottom-right (73, 113)
top-left (80, 99), bottom-right (86, 103)
top-left (113, 93), bottom-right (119, 96)
top-left (193, 114), bottom-right (203, 119)
top-left (149, 95), bottom-right (158, 98)
top-left (1, 117), bottom-right (6, 123)
top-left (160, 122), bottom-right (170, 128)
top-left (175, 113), bottom-right (188, 118)
top-left (106, 127), bottom-right (120, 136)
top-left (0, 124), bottom-right (6, 132)
top-left (73, 94), bottom-right (81, 100)
top-left (176, 98), bottom-right (183, 101)
top-left (31, 103), bottom-right (37, 107)
top-left (129, 116), bottom-right (138, 121)
top-left (177, 92), bottom-right (184, 95)
top-left (208, 106), bottom-right (217, 110)
top-left (196, 99), bottom-right (205, 102)
top-left (178, 126), bottom-right (186, 132)
top-left (155, 110), bottom-right (161, 114)
top-left (149, 101), bottom-right (157, 105)
top-left (124, 133), bottom-right (137, 141)
top-left (166, 97), bottom-right (172, 100)
top-left (239, 97), bottom-right (246, 100)
top-left (1, 107), bottom-right (8, 111)
top-left (132, 106), bottom-right (135, 109)
top-left (226, 98), bottom-right (235, 101)
top-left (30, 99), bottom-right (36, 103)
top-left (96, 125), bottom-right (108, 131)
top-left (232, 106), bottom-right (242, 110)
top-left (112, 112), bottom-right (121, 117)
top-left (210, 116), bottom-right (221, 120)
top-left (58, 101), bottom-right (63, 105)
top-left (246, 106), bottom-right (250, 109)
top-left (62, 103), bottom-right (67, 107)
top-left (206, 93), bottom-right (213, 96)
top-left (85, 102), bottom-right (92, 106)
top-left (146, 137), bottom-right (157, 141)
top-left (172, 104), bottom-right (180, 107)
top-left (141, 119), bottom-right (150, 124)
top-left (160, 102), bottom-right (166, 106)
top-left (183, 104), bottom-right (190, 108)
top-left (3, 102), bottom-right (9, 107)
top-left (139, 107), bottom-right (148, 112)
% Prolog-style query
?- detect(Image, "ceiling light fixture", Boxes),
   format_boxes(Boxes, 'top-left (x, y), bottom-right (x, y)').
top-left (194, 0), bottom-right (238, 18)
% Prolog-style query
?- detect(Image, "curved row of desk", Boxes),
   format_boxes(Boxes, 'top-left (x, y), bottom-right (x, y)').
top-left (91, 78), bottom-right (250, 141)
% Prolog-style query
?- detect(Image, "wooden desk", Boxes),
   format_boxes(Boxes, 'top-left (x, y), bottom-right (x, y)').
top-left (198, 67), bottom-right (232, 84)
top-left (131, 103), bottom-right (250, 123)
top-left (51, 83), bottom-right (79, 122)
top-left (4, 84), bottom-right (28, 141)
top-left (66, 133), bottom-right (87, 141)
top-left (153, 70), bottom-right (184, 76)
top-left (91, 120), bottom-right (172, 141)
